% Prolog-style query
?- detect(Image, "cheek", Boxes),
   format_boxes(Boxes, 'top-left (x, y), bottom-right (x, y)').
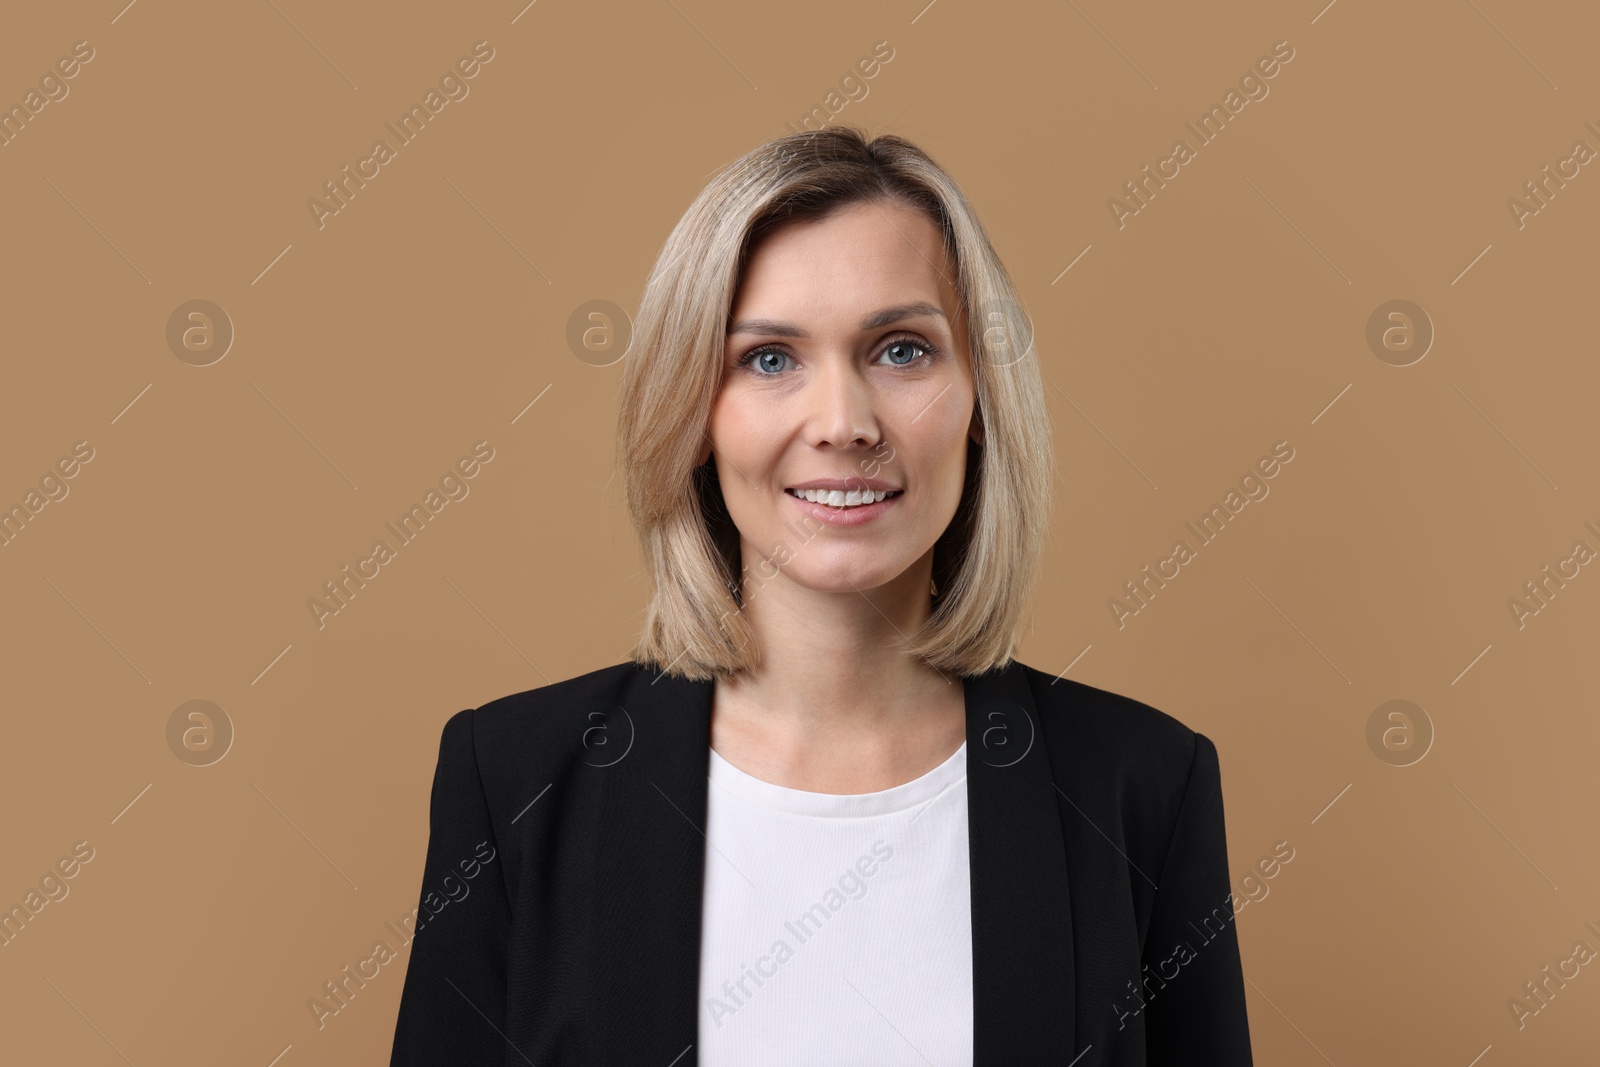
top-left (707, 392), bottom-right (754, 460)
top-left (898, 385), bottom-right (973, 477)
top-left (707, 395), bottom-right (781, 499)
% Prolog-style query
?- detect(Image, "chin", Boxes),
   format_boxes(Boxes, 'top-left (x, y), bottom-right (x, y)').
top-left (791, 561), bottom-right (921, 595)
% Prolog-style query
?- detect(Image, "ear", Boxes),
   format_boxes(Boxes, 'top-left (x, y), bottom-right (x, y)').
top-left (697, 440), bottom-right (713, 466)
top-left (968, 409), bottom-right (985, 447)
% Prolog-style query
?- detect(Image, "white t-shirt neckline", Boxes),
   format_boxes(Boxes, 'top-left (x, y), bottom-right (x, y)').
top-left (707, 740), bottom-right (968, 819)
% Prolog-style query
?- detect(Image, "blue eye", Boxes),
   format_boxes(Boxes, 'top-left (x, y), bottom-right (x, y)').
top-left (744, 350), bottom-right (791, 375)
top-left (733, 334), bottom-right (938, 376)
top-left (879, 339), bottom-right (928, 366)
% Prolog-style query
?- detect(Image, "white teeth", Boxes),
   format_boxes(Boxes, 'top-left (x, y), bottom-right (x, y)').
top-left (788, 488), bottom-right (895, 506)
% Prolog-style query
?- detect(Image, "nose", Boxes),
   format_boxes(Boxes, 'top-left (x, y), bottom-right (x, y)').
top-left (803, 355), bottom-right (881, 451)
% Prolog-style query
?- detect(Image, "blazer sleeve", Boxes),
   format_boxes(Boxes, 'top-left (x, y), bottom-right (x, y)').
top-left (1141, 731), bottom-right (1255, 1064)
top-left (389, 707), bottom-right (515, 1066)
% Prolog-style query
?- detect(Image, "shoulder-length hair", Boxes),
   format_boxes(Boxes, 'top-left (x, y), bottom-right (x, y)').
top-left (616, 125), bottom-right (1054, 681)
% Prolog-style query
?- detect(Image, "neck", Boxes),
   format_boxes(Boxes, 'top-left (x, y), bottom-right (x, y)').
top-left (716, 548), bottom-right (957, 740)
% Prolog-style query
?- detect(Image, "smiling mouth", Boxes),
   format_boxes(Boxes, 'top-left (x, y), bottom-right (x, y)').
top-left (784, 488), bottom-right (903, 508)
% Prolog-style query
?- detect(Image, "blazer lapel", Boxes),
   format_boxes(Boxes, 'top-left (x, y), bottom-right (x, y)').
top-left (964, 660), bottom-right (1077, 1063)
top-left (588, 664), bottom-right (714, 1063)
top-left (590, 660), bottom-right (1076, 1065)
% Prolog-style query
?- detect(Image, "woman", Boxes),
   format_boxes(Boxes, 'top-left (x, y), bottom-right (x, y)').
top-left (389, 127), bottom-right (1253, 1066)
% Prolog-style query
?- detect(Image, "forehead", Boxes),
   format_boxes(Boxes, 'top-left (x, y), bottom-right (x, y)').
top-left (730, 200), bottom-right (958, 325)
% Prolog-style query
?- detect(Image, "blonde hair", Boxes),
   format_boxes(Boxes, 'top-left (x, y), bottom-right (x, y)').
top-left (616, 126), bottom-right (1054, 681)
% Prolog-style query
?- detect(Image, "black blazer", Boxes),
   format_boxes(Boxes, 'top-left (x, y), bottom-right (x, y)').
top-left (388, 658), bottom-right (1254, 1065)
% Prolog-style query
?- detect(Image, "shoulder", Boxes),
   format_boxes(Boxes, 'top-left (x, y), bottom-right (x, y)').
top-left (1015, 661), bottom-right (1204, 764)
top-left (1012, 659), bottom-right (1217, 806)
top-left (437, 660), bottom-right (653, 781)
top-left (1010, 660), bottom-right (1229, 887)
top-left (471, 660), bottom-right (648, 731)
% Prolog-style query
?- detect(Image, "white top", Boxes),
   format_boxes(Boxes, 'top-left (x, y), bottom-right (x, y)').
top-left (697, 740), bottom-right (973, 1066)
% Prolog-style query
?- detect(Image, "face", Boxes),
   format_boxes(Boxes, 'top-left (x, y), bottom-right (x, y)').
top-left (703, 198), bottom-right (983, 599)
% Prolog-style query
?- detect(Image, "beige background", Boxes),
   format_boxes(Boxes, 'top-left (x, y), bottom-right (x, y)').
top-left (2, 0), bottom-right (1597, 1063)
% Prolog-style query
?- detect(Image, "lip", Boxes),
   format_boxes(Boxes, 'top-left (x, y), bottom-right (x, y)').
top-left (785, 487), bottom-right (902, 526)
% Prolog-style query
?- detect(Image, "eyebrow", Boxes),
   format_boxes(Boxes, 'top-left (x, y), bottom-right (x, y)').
top-left (726, 301), bottom-right (947, 338)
